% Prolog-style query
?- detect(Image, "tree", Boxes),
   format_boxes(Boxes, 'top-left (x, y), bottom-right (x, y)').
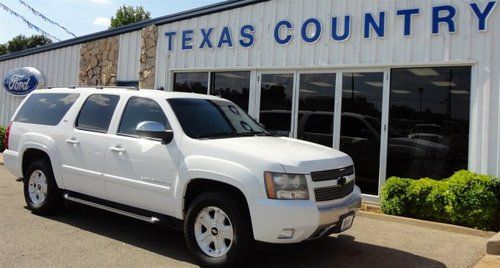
top-left (110, 5), bottom-right (151, 28)
top-left (0, 34), bottom-right (53, 56)
top-left (0, 44), bottom-right (7, 56)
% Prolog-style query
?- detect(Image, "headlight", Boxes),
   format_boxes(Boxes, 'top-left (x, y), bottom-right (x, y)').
top-left (264, 172), bottom-right (309, 200)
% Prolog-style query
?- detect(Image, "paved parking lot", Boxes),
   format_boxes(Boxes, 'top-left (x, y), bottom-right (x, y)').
top-left (0, 162), bottom-right (492, 267)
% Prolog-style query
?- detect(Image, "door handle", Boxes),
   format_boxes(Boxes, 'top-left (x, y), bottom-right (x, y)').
top-left (66, 138), bottom-right (80, 145)
top-left (110, 146), bottom-right (126, 154)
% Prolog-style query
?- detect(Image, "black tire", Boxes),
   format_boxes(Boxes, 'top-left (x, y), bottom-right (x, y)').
top-left (184, 191), bottom-right (254, 267)
top-left (23, 159), bottom-right (64, 215)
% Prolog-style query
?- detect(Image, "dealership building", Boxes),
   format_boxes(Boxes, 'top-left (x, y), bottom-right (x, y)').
top-left (1, 0), bottom-right (499, 202)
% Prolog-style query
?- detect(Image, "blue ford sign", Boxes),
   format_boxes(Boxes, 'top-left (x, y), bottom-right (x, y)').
top-left (2, 67), bottom-right (46, 96)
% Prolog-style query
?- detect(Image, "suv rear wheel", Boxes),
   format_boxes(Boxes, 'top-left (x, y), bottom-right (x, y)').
top-left (184, 191), bottom-right (253, 267)
top-left (24, 159), bottom-right (64, 215)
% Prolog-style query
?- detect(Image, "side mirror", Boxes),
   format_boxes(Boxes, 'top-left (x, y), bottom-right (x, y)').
top-left (136, 121), bottom-right (174, 144)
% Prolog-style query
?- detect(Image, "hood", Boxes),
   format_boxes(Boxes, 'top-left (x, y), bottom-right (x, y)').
top-left (201, 136), bottom-right (353, 174)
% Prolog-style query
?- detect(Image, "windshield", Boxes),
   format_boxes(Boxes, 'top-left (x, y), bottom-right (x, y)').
top-left (168, 98), bottom-right (270, 139)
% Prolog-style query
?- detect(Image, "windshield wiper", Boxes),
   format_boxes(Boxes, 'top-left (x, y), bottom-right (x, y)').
top-left (239, 131), bottom-right (275, 137)
top-left (196, 132), bottom-right (240, 139)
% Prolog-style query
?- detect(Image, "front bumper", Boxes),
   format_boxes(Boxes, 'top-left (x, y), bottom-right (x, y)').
top-left (250, 186), bottom-right (361, 243)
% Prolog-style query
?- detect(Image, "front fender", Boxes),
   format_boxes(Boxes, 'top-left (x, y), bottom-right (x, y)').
top-left (18, 133), bottom-right (64, 189)
top-left (173, 155), bottom-right (265, 219)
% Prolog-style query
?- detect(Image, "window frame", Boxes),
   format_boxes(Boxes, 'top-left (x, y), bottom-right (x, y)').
top-left (115, 96), bottom-right (171, 139)
top-left (75, 94), bottom-right (120, 134)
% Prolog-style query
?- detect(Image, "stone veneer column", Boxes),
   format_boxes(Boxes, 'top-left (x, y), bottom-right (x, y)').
top-left (139, 25), bottom-right (158, 89)
top-left (78, 36), bottom-right (119, 86)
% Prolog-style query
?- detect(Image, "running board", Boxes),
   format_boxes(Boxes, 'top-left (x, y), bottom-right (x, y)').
top-left (63, 193), bottom-right (160, 224)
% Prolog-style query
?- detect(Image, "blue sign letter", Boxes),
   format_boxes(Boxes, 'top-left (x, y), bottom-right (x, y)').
top-left (274, 20), bottom-right (293, 45)
top-left (182, 30), bottom-right (194, 50)
top-left (218, 27), bottom-right (233, 48)
top-left (239, 25), bottom-right (255, 48)
top-left (301, 18), bottom-right (322, 43)
top-left (199, 28), bottom-right (214, 49)
top-left (396, 8), bottom-right (420, 36)
top-left (469, 2), bottom-right (497, 31)
top-left (432, 5), bottom-right (456, 34)
top-left (364, 12), bottom-right (385, 38)
top-left (331, 16), bottom-right (350, 41)
top-left (164, 32), bottom-right (176, 51)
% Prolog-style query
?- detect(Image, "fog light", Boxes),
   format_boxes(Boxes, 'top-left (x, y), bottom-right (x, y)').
top-left (277, 228), bottom-right (295, 239)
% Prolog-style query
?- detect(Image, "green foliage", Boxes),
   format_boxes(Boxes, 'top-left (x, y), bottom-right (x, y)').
top-left (381, 170), bottom-right (500, 230)
top-left (0, 35), bottom-right (53, 56)
top-left (110, 5), bottom-right (151, 28)
top-left (0, 126), bottom-right (6, 152)
top-left (0, 44), bottom-right (7, 55)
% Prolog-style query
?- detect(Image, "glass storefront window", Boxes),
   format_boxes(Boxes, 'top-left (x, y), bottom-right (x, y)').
top-left (173, 72), bottom-right (208, 94)
top-left (340, 72), bottom-right (384, 195)
top-left (210, 72), bottom-right (251, 111)
top-left (388, 67), bottom-right (471, 179)
top-left (297, 73), bottom-right (336, 147)
top-left (259, 74), bottom-right (294, 136)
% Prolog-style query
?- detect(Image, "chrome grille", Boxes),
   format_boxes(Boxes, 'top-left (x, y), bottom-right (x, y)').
top-left (310, 165), bottom-right (354, 182)
top-left (314, 180), bottom-right (355, 202)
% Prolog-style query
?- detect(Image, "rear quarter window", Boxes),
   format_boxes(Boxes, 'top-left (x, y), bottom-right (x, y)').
top-left (14, 93), bottom-right (80, 125)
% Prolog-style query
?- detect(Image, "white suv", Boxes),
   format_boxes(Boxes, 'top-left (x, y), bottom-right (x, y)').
top-left (3, 87), bottom-right (361, 266)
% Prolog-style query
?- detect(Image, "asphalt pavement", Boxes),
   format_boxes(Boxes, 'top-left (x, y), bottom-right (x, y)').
top-left (0, 162), bottom-right (492, 268)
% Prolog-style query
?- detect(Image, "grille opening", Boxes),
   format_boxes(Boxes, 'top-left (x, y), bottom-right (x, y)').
top-left (311, 166), bottom-right (354, 182)
top-left (314, 180), bottom-right (355, 202)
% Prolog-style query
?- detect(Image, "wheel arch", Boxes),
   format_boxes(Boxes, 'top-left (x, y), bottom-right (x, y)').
top-left (20, 144), bottom-right (63, 188)
top-left (183, 178), bottom-right (254, 239)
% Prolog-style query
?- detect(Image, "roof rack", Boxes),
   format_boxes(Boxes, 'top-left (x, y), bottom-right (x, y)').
top-left (43, 85), bottom-right (139, 90)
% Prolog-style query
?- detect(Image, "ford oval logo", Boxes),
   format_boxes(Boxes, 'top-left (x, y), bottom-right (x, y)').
top-left (2, 67), bottom-right (46, 96)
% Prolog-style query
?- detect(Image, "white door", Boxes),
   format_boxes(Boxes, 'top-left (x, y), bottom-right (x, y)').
top-left (61, 94), bottom-right (120, 199)
top-left (103, 96), bottom-right (179, 215)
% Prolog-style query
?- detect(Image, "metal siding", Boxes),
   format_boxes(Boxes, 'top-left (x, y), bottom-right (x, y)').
top-left (155, 0), bottom-right (500, 176)
top-left (0, 45), bottom-right (80, 125)
top-left (117, 30), bottom-right (141, 81)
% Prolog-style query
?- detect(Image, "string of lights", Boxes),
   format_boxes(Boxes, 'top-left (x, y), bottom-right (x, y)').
top-left (0, 2), bottom-right (61, 42)
top-left (18, 0), bottom-right (76, 38)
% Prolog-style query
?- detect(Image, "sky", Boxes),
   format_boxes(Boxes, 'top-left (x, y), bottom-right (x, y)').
top-left (0, 0), bottom-right (222, 43)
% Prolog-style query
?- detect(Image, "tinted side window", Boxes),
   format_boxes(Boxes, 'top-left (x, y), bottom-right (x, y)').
top-left (76, 94), bottom-right (119, 133)
top-left (118, 97), bottom-right (170, 136)
top-left (14, 93), bottom-right (79, 125)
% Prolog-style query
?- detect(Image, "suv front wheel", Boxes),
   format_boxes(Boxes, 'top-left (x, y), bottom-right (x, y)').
top-left (24, 159), bottom-right (64, 215)
top-left (184, 191), bottom-right (253, 267)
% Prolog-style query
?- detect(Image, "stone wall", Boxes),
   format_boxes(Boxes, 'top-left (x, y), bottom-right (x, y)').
top-left (139, 25), bottom-right (157, 89)
top-left (78, 36), bottom-right (119, 86)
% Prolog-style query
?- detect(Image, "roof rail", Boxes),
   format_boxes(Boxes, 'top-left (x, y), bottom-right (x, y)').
top-left (43, 85), bottom-right (139, 90)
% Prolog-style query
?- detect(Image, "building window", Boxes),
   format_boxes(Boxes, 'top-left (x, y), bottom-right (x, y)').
top-left (259, 74), bottom-right (294, 136)
top-left (297, 73), bottom-right (336, 147)
top-left (117, 80), bottom-right (139, 88)
top-left (210, 71), bottom-right (250, 111)
top-left (340, 72), bottom-right (384, 195)
top-left (173, 72), bottom-right (208, 94)
top-left (388, 66), bottom-right (471, 179)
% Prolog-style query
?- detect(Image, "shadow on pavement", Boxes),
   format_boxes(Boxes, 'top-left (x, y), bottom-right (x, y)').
top-left (38, 202), bottom-right (445, 268)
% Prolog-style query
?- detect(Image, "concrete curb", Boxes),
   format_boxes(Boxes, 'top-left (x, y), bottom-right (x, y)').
top-left (486, 232), bottom-right (500, 255)
top-left (358, 211), bottom-right (495, 238)
top-left (0, 153), bottom-right (3, 165)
